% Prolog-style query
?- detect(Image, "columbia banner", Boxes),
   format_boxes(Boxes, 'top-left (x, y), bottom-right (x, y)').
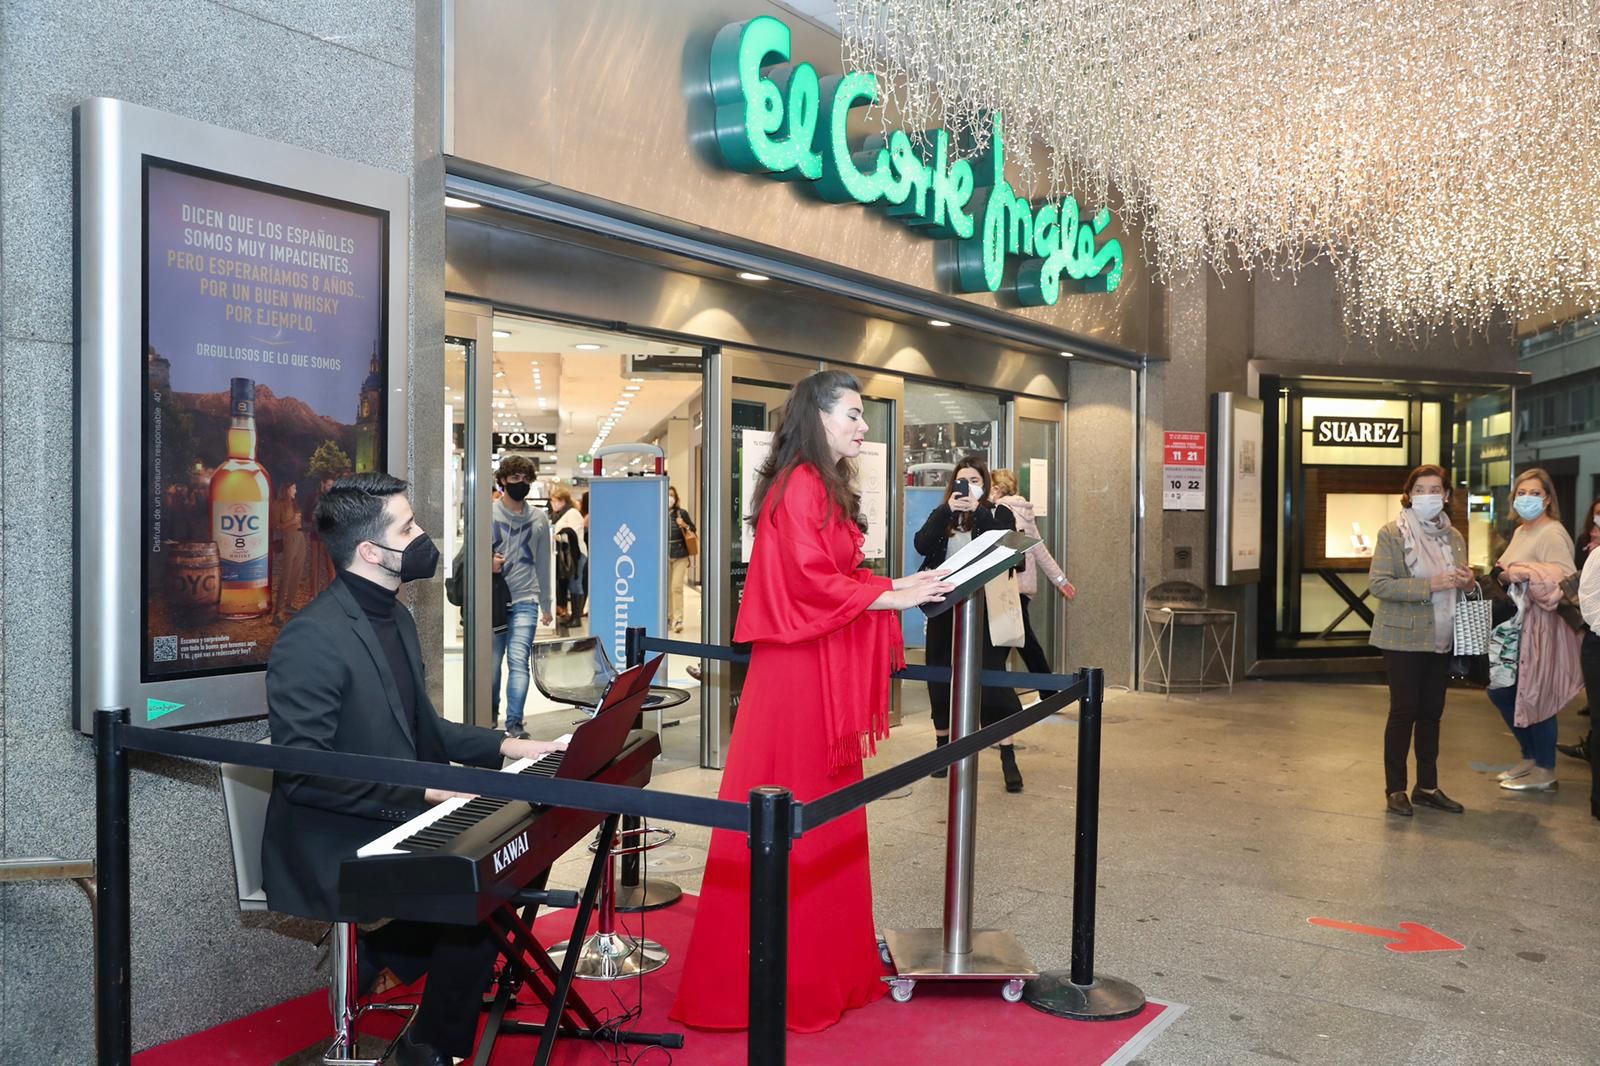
top-left (588, 475), bottom-right (669, 666)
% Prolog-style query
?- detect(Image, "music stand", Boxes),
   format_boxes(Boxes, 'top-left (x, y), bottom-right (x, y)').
top-left (880, 530), bottom-right (1043, 1004)
top-left (471, 659), bottom-right (685, 1066)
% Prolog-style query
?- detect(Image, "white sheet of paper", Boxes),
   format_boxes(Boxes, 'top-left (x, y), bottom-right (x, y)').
top-left (1028, 457), bottom-right (1049, 516)
top-left (946, 545), bottom-right (1015, 587)
top-left (858, 441), bottom-right (888, 560)
top-left (741, 429), bottom-right (774, 563)
top-left (935, 528), bottom-right (1008, 576)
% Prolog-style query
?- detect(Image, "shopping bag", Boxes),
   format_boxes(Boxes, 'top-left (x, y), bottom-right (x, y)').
top-left (984, 569), bottom-right (1026, 648)
top-left (1486, 584), bottom-right (1526, 690)
top-left (1452, 584), bottom-right (1493, 656)
top-left (682, 526), bottom-right (700, 558)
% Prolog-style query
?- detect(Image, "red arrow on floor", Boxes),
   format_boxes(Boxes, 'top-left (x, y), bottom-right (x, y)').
top-left (1306, 917), bottom-right (1465, 953)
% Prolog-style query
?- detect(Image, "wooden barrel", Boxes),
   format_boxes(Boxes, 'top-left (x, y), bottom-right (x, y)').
top-left (166, 540), bottom-right (220, 609)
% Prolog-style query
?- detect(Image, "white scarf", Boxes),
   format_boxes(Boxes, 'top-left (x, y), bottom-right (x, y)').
top-left (1398, 506), bottom-right (1456, 653)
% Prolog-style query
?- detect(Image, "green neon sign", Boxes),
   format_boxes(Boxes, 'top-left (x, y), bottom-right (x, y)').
top-left (709, 16), bottom-right (1123, 302)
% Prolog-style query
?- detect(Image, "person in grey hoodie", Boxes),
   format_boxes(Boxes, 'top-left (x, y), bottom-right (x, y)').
top-left (493, 455), bottom-right (553, 736)
top-left (992, 468), bottom-right (1075, 688)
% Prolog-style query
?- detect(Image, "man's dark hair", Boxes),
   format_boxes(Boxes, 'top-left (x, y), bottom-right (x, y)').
top-left (497, 454), bottom-right (538, 484)
top-left (315, 472), bottom-right (409, 569)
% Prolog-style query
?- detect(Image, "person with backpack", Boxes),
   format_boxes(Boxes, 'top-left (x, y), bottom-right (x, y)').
top-left (492, 455), bottom-right (553, 737)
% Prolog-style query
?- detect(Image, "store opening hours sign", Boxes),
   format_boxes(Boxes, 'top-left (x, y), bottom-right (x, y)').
top-left (1163, 431), bottom-right (1207, 511)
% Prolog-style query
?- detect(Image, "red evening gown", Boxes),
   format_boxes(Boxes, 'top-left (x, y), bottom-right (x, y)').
top-left (669, 464), bottom-right (904, 1033)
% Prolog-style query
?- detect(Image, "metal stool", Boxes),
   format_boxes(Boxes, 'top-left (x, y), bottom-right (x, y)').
top-left (320, 921), bottom-right (416, 1066)
top-left (548, 825), bottom-right (675, 980)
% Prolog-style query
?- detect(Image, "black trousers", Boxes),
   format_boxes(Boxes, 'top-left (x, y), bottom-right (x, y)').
top-left (362, 920), bottom-right (500, 1057)
top-left (1580, 633), bottom-right (1600, 804)
top-left (1381, 649), bottom-right (1449, 795)
top-left (1015, 595), bottom-right (1059, 693)
top-left (925, 608), bottom-right (1024, 736)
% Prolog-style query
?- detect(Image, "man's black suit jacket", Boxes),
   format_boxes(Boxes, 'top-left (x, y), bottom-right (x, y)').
top-left (261, 578), bottom-right (505, 922)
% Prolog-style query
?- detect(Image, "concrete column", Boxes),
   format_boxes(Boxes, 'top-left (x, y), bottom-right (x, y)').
top-left (1065, 359), bottom-right (1139, 686)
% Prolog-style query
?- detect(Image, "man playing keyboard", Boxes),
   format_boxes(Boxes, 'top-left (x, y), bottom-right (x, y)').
top-left (262, 472), bottom-right (564, 1066)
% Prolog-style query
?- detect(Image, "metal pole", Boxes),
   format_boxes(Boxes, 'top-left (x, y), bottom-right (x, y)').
top-left (621, 626), bottom-right (645, 891)
top-left (94, 707), bottom-right (131, 1066)
top-left (1070, 668), bottom-right (1103, 984)
top-left (747, 786), bottom-right (791, 1066)
top-left (617, 625), bottom-right (683, 912)
top-left (1022, 667), bottom-right (1146, 1020)
top-left (943, 593), bottom-right (984, 957)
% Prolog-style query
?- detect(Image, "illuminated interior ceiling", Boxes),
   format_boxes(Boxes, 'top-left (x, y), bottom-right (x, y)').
top-left (831, 0), bottom-right (1600, 334)
top-left (453, 317), bottom-right (701, 481)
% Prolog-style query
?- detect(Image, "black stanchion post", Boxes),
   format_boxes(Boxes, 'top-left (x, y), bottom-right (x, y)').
top-left (747, 786), bottom-right (792, 1066)
top-left (1022, 668), bottom-right (1146, 1021)
top-left (95, 707), bottom-right (132, 1065)
top-left (1071, 666), bottom-right (1103, 984)
top-left (625, 625), bottom-right (645, 669)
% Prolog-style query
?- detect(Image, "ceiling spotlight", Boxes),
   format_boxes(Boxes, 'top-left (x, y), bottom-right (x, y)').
top-left (492, 330), bottom-right (512, 339)
top-left (630, 378), bottom-right (644, 384)
top-left (737, 271), bottom-right (771, 282)
top-left (494, 370), bottom-right (505, 377)
top-left (1059, 351), bottom-right (1076, 358)
top-left (444, 196), bottom-right (480, 209)
top-left (624, 385), bottom-right (641, 392)
top-left (928, 319), bottom-right (952, 328)
top-left (574, 343), bottom-right (604, 351)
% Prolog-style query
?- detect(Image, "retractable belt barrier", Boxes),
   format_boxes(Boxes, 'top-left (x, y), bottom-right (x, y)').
top-left (94, 629), bottom-right (1128, 1066)
top-left (641, 633), bottom-right (1073, 692)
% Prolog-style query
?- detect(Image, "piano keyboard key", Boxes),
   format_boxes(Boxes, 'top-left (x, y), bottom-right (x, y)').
top-left (356, 750), bottom-right (566, 857)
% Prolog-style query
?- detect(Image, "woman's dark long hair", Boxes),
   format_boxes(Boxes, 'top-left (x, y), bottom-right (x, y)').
top-left (1579, 496), bottom-right (1600, 565)
top-left (941, 454), bottom-right (992, 534)
top-left (747, 370), bottom-right (865, 530)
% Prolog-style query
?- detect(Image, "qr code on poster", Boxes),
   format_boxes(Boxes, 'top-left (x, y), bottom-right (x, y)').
top-left (153, 635), bottom-right (178, 663)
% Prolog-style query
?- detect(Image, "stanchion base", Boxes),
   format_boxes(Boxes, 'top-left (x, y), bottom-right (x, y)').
top-left (614, 878), bottom-right (683, 913)
top-left (274, 1033), bottom-right (390, 1066)
top-left (548, 931), bottom-right (670, 981)
top-left (1022, 971), bottom-right (1146, 1021)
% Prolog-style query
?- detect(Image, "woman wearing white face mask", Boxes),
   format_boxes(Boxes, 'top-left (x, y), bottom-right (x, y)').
top-left (1486, 467), bottom-right (1582, 792)
top-left (1369, 465), bottom-right (1474, 816)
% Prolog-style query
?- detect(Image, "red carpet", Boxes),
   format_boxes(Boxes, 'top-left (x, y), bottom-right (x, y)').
top-left (136, 895), bottom-right (1180, 1065)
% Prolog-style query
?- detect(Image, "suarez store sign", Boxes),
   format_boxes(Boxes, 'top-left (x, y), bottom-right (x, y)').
top-left (709, 15), bottom-right (1125, 304)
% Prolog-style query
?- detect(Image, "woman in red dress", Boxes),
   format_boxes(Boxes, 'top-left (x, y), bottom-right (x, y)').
top-left (670, 370), bottom-right (953, 1033)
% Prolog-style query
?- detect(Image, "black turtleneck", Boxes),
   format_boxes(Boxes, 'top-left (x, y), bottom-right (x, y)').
top-left (339, 570), bottom-right (418, 738)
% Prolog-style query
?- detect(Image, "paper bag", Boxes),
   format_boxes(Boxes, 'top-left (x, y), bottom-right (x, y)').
top-left (985, 569), bottom-right (1026, 648)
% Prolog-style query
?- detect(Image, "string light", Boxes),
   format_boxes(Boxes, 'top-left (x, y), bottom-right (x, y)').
top-left (837, 0), bottom-right (1600, 334)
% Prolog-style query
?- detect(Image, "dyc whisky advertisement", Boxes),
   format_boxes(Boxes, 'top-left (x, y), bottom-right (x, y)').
top-left (143, 161), bottom-right (387, 680)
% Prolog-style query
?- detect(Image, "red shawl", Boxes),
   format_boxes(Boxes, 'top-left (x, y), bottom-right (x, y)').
top-left (734, 464), bottom-right (905, 773)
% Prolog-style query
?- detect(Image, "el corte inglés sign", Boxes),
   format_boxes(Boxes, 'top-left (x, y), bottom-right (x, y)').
top-left (709, 16), bottom-right (1124, 303)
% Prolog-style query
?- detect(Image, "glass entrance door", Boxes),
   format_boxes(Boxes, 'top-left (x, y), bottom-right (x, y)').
top-left (443, 302), bottom-right (494, 725)
top-left (702, 350), bottom-right (817, 768)
top-left (1011, 397), bottom-right (1067, 667)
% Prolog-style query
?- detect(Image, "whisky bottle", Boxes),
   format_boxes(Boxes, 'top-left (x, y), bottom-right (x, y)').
top-left (210, 377), bottom-right (272, 618)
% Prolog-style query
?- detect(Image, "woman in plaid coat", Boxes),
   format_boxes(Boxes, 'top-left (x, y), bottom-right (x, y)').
top-left (1369, 465), bottom-right (1474, 817)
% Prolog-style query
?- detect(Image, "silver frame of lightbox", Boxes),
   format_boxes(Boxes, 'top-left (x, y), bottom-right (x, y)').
top-left (74, 97), bottom-right (410, 733)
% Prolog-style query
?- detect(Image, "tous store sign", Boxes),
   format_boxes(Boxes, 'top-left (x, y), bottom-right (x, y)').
top-left (708, 16), bottom-right (1124, 304)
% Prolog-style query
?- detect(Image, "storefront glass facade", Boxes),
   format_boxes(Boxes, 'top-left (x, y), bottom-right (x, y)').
top-left (1260, 373), bottom-right (1516, 659)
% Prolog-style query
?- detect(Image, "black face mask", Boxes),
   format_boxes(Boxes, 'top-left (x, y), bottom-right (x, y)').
top-left (373, 533), bottom-right (441, 583)
top-left (503, 481), bottom-right (531, 502)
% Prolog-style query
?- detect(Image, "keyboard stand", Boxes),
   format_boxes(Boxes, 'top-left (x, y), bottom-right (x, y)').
top-left (470, 813), bottom-right (685, 1066)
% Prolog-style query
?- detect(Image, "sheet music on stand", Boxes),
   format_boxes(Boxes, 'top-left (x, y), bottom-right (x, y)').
top-left (921, 530), bottom-right (1039, 617)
